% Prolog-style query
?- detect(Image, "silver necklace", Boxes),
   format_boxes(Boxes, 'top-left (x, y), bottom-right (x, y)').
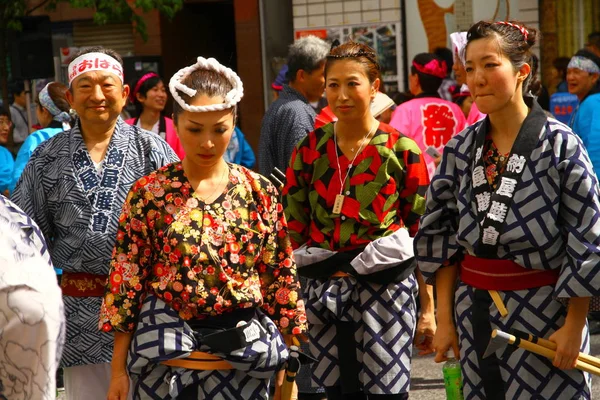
top-left (332, 121), bottom-right (377, 214)
top-left (196, 165), bottom-right (228, 203)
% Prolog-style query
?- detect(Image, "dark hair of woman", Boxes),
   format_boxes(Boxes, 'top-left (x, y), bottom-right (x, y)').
top-left (131, 75), bottom-right (162, 116)
top-left (35, 82), bottom-right (70, 113)
top-left (325, 41), bottom-right (380, 83)
top-left (552, 56), bottom-right (571, 81)
top-left (465, 20), bottom-right (539, 94)
top-left (411, 53), bottom-right (445, 94)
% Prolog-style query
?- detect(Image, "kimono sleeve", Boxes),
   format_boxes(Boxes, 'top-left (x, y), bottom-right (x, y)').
top-left (99, 181), bottom-right (152, 333)
top-left (414, 140), bottom-right (462, 282)
top-left (555, 132), bottom-right (600, 298)
top-left (257, 182), bottom-right (307, 336)
top-left (282, 138), bottom-right (312, 249)
top-left (396, 137), bottom-right (430, 235)
top-left (149, 135), bottom-right (180, 168)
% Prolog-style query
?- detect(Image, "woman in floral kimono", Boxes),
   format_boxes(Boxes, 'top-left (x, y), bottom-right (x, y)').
top-left (415, 21), bottom-right (600, 399)
top-left (283, 41), bottom-right (435, 400)
top-left (100, 57), bottom-right (306, 400)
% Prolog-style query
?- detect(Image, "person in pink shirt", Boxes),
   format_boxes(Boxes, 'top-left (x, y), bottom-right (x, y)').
top-left (125, 72), bottom-right (186, 159)
top-left (389, 53), bottom-right (466, 178)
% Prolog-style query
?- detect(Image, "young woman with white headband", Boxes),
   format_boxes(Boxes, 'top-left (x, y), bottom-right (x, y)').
top-left (10, 81), bottom-right (73, 193)
top-left (100, 56), bottom-right (306, 400)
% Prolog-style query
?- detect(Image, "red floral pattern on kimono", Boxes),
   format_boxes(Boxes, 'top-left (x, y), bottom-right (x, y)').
top-left (99, 162), bottom-right (306, 335)
top-left (483, 134), bottom-right (510, 190)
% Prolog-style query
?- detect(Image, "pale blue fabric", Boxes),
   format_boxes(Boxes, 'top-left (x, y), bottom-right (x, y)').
top-left (571, 93), bottom-right (600, 174)
top-left (10, 127), bottom-right (63, 193)
top-left (0, 146), bottom-right (14, 195)
top-left (224, 127), bottom-right (256, 168)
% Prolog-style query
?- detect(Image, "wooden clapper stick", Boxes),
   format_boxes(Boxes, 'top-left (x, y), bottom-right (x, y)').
top-left (485, 329), bottom-right (600, 376)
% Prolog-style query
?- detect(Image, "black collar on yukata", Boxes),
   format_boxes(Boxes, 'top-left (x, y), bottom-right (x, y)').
top-left (414, 91), bottom-right (441, 99)
top-left (472, 95), bottom-right (547, 257)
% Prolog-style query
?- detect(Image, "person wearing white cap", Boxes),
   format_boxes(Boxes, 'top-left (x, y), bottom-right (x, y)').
top-left (99, 56), bottom-right (306, 400)
top-left (11, 46), bottom-right (179, 400)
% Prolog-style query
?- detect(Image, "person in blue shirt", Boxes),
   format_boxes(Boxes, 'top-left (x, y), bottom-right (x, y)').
top-left (567, 49), bottom-right (600, 173)
top-left (0, 109), bottom-right (14, 196)
top-left (10, 82), bottom-right (73, 192)
top-left (223, 127), bottom-right (256, 168)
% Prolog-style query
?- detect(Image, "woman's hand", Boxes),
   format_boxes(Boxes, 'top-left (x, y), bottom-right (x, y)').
top-left (432, 321), bottom-right (460, 363)
top-left (415, 311), bottom-right (436, 355)
top-left (548, 323), bottom-right (582, 370)
top-left (107, 371), bottom-right (129, 400)
top-left (548, 296), bottom-right (589, 370)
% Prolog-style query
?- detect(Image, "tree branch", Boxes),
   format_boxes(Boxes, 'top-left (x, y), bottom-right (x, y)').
top-left (25, 0), bottom-right (53, 16)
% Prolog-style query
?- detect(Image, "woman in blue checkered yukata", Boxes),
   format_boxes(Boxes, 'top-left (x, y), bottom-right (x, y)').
top-left (415, 20), bottom-right (600, 400)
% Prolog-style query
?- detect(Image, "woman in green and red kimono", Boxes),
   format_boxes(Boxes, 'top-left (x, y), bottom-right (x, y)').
top-left (283, 40), bottom-right (435, 400)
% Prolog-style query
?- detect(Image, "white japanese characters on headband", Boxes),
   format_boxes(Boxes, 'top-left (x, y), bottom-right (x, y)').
top-left (68, 52), bottom-right (124, 86)
top-left (169, 57), bottom-right (244, 112)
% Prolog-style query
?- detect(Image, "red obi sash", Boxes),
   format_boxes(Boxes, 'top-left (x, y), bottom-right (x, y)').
top-left (460, 254), bottom-right (559, 291)
top-left (61, 272), bottom-right (108, 297)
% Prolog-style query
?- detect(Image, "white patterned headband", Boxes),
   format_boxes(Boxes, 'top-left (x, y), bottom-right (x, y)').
top-left (450, 32), bottom-right (468, 65)
top-left (39, 83), bottom-right (71, 124)
top-left (169, 57), bottom-right (244, 112)
top-left (568, 56), bottom-right (600, 74)
top-left (68, 52), bottom-right (124, 86)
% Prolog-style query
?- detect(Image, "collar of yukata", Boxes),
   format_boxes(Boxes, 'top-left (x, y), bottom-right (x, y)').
top-left (568, 56), bottom-right (600, 74)
top-left (67, 52), bottom-right (124, 86)
top-left (169, 56), bottom-right (244, 113)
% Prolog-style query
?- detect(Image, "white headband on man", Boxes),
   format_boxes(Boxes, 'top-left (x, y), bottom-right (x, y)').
top-left (169, 57), bottom-right (244, 112)
top-left (68, 52), bottom-right (124, 86)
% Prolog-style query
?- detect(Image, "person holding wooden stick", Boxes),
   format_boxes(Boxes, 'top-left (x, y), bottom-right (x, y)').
top-left (415, 20), bottom-right (600, 400)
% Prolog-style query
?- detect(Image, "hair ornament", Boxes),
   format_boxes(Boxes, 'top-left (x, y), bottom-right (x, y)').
top-left (412, 59), bottom-right (447, 79)
top-left (495, 21), bottom-right (528, 41)
top-left (131, 72), bottom-right (159, 103)
top-left (169, 56), bottom-right (244, 113)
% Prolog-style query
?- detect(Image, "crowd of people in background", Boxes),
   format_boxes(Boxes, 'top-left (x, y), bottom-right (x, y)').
top-left (0, 19), bottom-right (600, 400)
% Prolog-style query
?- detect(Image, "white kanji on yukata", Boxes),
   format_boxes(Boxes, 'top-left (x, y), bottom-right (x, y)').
top-left (476, 192), bottom-right (491, 212)
top-left (487, 201), bottom-right (508, 223)
top-left (482, 226), bottom-right (500, 245)
top-left (506, 154), bottom-right (526, 173)
top-left (497, 177), bottom-right (517, 198)
top-left (472, 166), bottom-right (487, 188)
top-left (475, 146), bottom-right (483, 162)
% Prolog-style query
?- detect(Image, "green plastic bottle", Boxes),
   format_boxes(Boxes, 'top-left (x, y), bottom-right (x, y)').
top-left (442, 358), bottom-right (464, 400)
